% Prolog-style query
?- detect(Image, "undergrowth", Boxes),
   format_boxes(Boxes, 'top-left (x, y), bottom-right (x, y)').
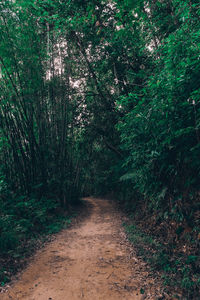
top-left (0, 193), bottom-right (79, 287)
top-left (124, 222), bottom-right (200, 299)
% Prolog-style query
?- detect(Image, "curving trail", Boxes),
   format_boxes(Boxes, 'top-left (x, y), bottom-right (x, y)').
top-left (1, 198), bottom-right (163, 300)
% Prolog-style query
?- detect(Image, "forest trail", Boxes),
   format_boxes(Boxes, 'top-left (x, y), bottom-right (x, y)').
top-left (2, 198), bottom-right (163, 300)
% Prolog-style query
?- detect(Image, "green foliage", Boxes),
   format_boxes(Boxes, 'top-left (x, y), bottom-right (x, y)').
top-left (124, 222), bottom-right (200, 298)
top-left (0, 189), bottom-right (74, 284)
top-left (0, 231), bottom-right (18, 253)
top-left (0, 0), bottom-right (200, 296)
top-left (116, 0), bottom-right (200, 226)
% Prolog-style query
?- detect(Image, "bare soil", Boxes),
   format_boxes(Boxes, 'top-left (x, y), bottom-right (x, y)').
top-left (1, 198), bottom-right (165, 300)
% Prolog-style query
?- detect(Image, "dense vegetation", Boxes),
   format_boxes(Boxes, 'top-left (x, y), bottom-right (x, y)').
top-left (0, 0), bottom-right (199, 297)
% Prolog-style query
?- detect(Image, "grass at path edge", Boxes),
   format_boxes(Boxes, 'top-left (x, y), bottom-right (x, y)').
top-left (0, 200), bottom-right (85, 289)
top-left (123, 222), bottom-right (200, 300)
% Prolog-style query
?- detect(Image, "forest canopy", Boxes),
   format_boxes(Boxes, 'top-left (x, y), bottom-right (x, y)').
top-left (0, 0), bottom-right (200, 296)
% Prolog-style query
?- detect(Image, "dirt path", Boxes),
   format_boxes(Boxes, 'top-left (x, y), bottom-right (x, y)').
top-left (1, 198), bottom-right (164, 300)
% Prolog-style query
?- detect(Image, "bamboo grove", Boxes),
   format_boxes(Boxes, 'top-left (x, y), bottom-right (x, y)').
top-left (0, 0), bottom-right (200, 296)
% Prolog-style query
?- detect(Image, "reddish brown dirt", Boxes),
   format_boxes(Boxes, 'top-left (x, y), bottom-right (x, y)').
top-left (1, 198), bottom-right (164, 300)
